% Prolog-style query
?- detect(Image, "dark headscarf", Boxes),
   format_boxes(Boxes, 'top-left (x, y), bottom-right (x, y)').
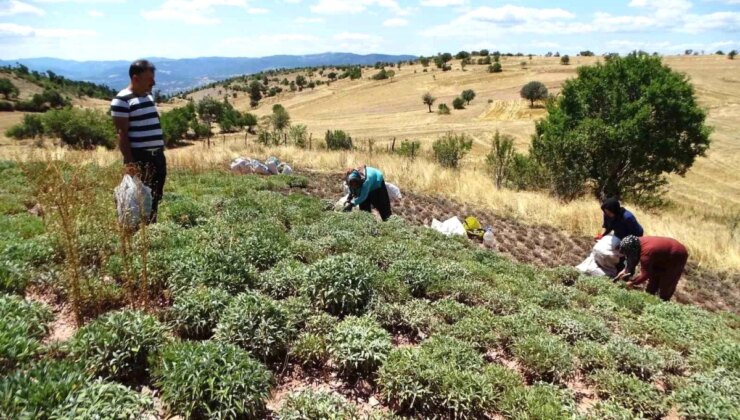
top-left (601, 197), bottom-right (625, 220)
top-left (620, 235), bottom-right (642, 274)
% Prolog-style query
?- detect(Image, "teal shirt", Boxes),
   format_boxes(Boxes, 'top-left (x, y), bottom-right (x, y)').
top-left (351, 167), bottom-right (384, 206)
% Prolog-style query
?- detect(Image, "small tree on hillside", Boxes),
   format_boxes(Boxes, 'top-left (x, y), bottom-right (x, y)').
top-left (271, 104), bottom-right (291, 132)
top-left (420, 57), bottom-right (430, 67)
top-left (196, 97), bottom-right (223, 147)
top-left (461, 89), bottom-right (476, 105)
top-left (489, 62), bottom-right (502, 73)
top-left (295, 75), bottom-right (307, 90)
top-left (532, 52), bottom-right (711, 202)
top-left (486, 131), bottom-right (516, 189)
top-left (386, 70), bottom-right (395, 81)
top-left (729, 50), bottom-right (738, 60)
top-left (0, 78), bottom-right (19, 100)
top-left (248, 81), bottom-right (262, 107)
top-left (520, 81), bottom-right (548, 107)
top-left (432, 132), bottom-right (473, 168)
top-left (327, 72), bottom-right (337, 81)
top-left (241, 112), bottom-right (258, 133)
top-left (422, 92), bottom-right (436, 113)
top-left (560, 55), bottom-right (570, 65)
top-left (452, 97), bottom-right (465, 110)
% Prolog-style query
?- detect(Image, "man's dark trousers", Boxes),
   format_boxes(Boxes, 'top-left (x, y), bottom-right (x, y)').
top-left (131, 147), bottom-right (166, 223)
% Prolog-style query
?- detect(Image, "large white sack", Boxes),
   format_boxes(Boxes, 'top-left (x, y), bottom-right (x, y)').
top-left (265, 156), bottom-right (280, 175)
top-left (431, 216), bottom-right (466, 237)
top-left (386, 182), bottom-right (402, 201)
top-left (278, 163), bottom-right (293, 175)
top-left (335, 194), bottom-right (350, 211)
top-left (114, 174), bottom-right (152, 229)
top-left (230, 157), bottom-right (253, 174)
top-left (593, 235), bottom-right (621, 271)
top-left (248, 160), bottom-right (271, 175)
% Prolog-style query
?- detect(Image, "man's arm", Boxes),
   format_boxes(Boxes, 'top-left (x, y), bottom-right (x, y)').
top-left (113, 116), bottom-right (133, 164)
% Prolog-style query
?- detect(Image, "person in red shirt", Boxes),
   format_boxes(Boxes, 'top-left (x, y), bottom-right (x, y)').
top-left (615, 235), bottom-right (689, 301)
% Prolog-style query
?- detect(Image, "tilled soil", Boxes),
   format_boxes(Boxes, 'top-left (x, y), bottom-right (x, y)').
top-left (293, 170), bottom-right (739, 314)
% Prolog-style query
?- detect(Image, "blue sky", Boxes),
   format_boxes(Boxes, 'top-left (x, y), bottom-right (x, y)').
top-left (1, 0), bottom-right (738, 61)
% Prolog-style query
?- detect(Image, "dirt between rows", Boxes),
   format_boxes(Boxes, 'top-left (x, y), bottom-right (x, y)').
top-left (293, 170), bottom-right (739, 314)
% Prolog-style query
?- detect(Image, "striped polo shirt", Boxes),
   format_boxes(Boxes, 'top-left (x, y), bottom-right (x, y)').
top-left (110, 88), bottom-right (164, 149)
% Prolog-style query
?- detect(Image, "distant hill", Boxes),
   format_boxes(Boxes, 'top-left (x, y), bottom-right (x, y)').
top-left (0, 53), bottom-right (416, 95)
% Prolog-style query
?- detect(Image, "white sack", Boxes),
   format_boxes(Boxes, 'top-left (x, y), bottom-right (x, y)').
top-left (430, 217), bottom-right (466, 237)
top-left (386, 182), bottom-right (402, 201)
top-left (230, 157), bottom-right (253, 174)
top-left (278, 163), bottom-right (293, 175)
top-left (114, 175), bottom-right (152, 229)
top-left (265, 156), bottom-right (280, 175)
top-left (576, 235), bottom-right (621, 278)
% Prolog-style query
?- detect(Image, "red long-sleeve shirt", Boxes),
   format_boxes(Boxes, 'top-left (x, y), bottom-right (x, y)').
top-left (632, 237), bottom-right (688, 285)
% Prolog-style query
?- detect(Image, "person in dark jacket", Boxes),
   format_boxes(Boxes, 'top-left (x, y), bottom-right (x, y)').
top-left (343, 166), bottom-right (392, 221)
top-left (615, 235), bottom-right (689, 301)
top-left (596, 198), bottom-right (644, 240)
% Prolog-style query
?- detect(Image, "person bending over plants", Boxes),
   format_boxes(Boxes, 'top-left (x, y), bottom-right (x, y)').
top-left (615, 235), bottom-right (689, 301)
top-left (596, 197), bottom-right (644, 241)
top-left (342, 166), bottom-right (392, 221)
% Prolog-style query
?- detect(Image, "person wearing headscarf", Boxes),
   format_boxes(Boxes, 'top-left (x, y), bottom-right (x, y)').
top-left (615, 235), bottom-right (689, 301)
top-left (596, 198), bottom-right (644, 240)
top-left (343, 165), bottom-right (392, 221)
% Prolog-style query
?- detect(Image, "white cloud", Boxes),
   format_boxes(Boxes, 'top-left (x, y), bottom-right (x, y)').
top-left (87, 9), bottom-right (104, 17)
top-left (383, 17), bottom-right (408, 27)
top-left (310, 0), bottom-right (410, 16)
top-left (295, 16), bottom-right (324, 23)
top-left (419, 0), bottom-right (466, 6)
top-left (606, 39), bottom-right (739, 53)
top-left (31, 0), bottom-right (123, 3)
top-left (0, 0), bottom-right (45, 16)
top-left (219, 33), bottom-right (324, 56)
top-left (333, 32), bottom-right (384, 52)
top-left (0, 22), bottom-right (96, 37)
top-left (142, 0), bottom-right (251, 25)
top-left (248, 7), bottom-right (269, 14)
top-left (681, 11), bottom-right (740, 33)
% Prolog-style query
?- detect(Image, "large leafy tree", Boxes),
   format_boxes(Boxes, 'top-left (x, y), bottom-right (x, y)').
top-left (531, 53), bottom-right (711, 202)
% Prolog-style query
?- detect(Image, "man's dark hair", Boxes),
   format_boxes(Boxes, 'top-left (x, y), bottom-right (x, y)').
top-left (129, 59), bottom-right (156, 78)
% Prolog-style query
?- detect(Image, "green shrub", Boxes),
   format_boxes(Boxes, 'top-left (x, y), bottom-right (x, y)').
top-left (66, 310), bottom-right (169, 382)
top-left (432, 298), bottom-right (473, 323)
top-left (606, 288), bottom-right (659, 315)
top-left (151, 341), bottom-right (272, 419)
top-left (544, 266), bottom-right (580, 286)
top-left (371, 299), bottom-right (441, 338)
top-left (492, 313), bottom-right (547, 351)
top-left (437, 103), bottom-right (450, 115)
top-left (437, 308), bottom-right (499, 352)
top-left (0, 360), bottom-right (91, 419)
top-left (387, 258), bottom-right (440, 297)
top-left (432, 132), bottom-right (472, 168)
top-left (5, 114), bottom-right (44, 139)
top-left (452, 97), bottom-right (465, 109)
top-left (160, 195), bottom-right (207, 227)
top-left (291, 333), bottom-right (330, 367)
top-left (378, 336), bottom-right (498, 418)
top-left (302, 253), bottom-right (377, 316)
top-left (42, 107), bottom-right (116, 149)
top-left (584, 401), bottom-right (638, 419)
top-left (689, 340), bottom-right (740, 373)
top-left (589, 369), bottom-right (668, 418)
top-left (214, 292), bottom-right (295, 362)
top-left (606, 337), bottom-right (663, 380)
top-left (673, 369), bottom-right (740, 420)
top-left (0, 100), bottom-right (13, 111)
top-left (543, 309), bottom-right (610, 343)
top-left (329, 316), bottom-right (392, 377)
top-left (282, 295), bottom-right (316, 331)
top-left (635, 303), bottom-right (733, 353)
top-left (512, 334), bottom-right (574, 383)
top-left (501, 382), bottom-right (576, 420)
top-left (489, 62), bottom-right (502, 73)
top-left (166, 242), bottom-right (259, 295)
top-left (169, 286), bottom-right (231, 339)
top-left (574, 340), bottom-right (615, 373)
top-left (258, 259), bottom-right (307, 299)
top-left (575, 275), bottom-right (613, 296)
top-left (325, 129), bottom-right (353, 150)
top-left (537, 285), bottom-right (574, 309)
top-left (0, 294), bottom-right (53, 371)
top-left (278, 389), bottom-right (360, 420)
top-left (51, 380), bottom-right (155, 419)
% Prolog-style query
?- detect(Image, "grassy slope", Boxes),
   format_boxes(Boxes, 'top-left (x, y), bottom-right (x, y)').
top-left (0, 161), bottom-right (738, 418)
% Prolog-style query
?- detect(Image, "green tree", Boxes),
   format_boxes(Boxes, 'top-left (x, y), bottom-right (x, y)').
top-left (160, 106), bottom-right (192, 146)
top-left (560, 55), bottom-right (570, 65)
top-left (240, 112), bottom-right (258, 133)
top-left (461, 89), bottom-right (476, 105)
top-left (531, 53), bottom-right (711, 202)
top-left (729, 50), bottom-right (737, 60)
top-left (422, 92), bottom-right (436, 113)
top-left (196, 97), bottom-right (223, 147)
top-left (485, 131), bottom-right (515, 189)
top-left (271, 106), bottom-right (291, 132)
top-left (489, 62), bottom-right (502, 73)
top-left (327, 72), bottom-right (337, 81)
top-left (0, 78), bottom-right (19, 100)
top-left (433, 132), bottom-right (472, 168)
top-left (437, 103), bottom-right (450, 115)
top-left (452, 97), bottom-right (465, 110)
top-left (325, 130), bottom-right (352, 150)
top-left (248, 81), bottom-right (262, 107)
top-left (289, 124), bottom-right (308, 148)
top-left (419, 57), bottom-right (430, 67)
top-left (520, 81), bottom-right (548, 107)
top-left (295, 75), bottom-right (307, 90)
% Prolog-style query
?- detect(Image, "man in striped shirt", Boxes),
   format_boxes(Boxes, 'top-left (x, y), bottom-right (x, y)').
top-left (110, 59), bottom-right (166, 223)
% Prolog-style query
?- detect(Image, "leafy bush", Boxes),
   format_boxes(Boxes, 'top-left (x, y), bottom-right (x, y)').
top-left (371, 299), bottom-right (441, 339)
top-left (673, 369), bottom-right (740, 420)
top-left (66, 310), bottom-right (169, 382)
top-left (5, 114), bottom-right (44, 139)
top-left (278, 389), bottom-right (360, 420)
top-left (51, 380), bottom-right (155, 419)
top-left (214, 292), bottom-right (295, 362)
top-left (689, 339), bottom-right (739, 373)
top-left (432, 298), bottom-right (473, 324)
top-left (160, 195), bottom-right (207, 227)
top-left (489, 62), bottom-right (502, 73)
top-left (437, 103), bottom-right (450, 114)
top-left (329, 316), bottom-right (392, 377)
top-left (302, 253), bottom-right (377, 316)
top-left (291, 333), bottom-right (329, 368)
top-left (500, 382), bottom-right (576, 420)
top-left (452, 97), bottom-right (465, 109)
top-left (258, 259), bottom-right (307, 299)
top-left (520, 81), bottom-right (549, 107)
top-left (0, 360), bottom-right (91, 419)
top-left (42, 107), bottom-right (116, 149)
top-left (169, 286), bottom-right (231, 339)
top-left (325, 129), bottom-right (353, 150)
top-left (0, 100), bottom-right (13, 111)
top-left (574, 340), bottom-right (615, 373)
top-left (543, 309), bottom-right (610, 343)
top-left (0, 294), bottom-right (53, 371)
top-left (589, 369), bottom-right (668, 418)
top-left (461, 89), bottom-right (476, 104)
top-left (151, 341), bottom-right (272, 419)
top-left (513, 334), bottom-right (574, 383)
top-left (386, 258), bottom-right (441, 297)
top-left (437, 308), bottom-right (499, 352)
top-left (378, 336), bottom-right (497, 418)
top-left (432, 132), bottom-right (473, 168)
top-left (606, 337), bottom-right (663, 380)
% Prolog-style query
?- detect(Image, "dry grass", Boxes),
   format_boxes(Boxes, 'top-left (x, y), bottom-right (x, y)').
top-left (1, 55), bottom-right (738, 273)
